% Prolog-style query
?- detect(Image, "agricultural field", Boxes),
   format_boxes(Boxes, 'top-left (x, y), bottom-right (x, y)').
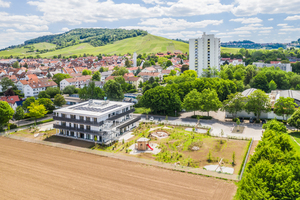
top-left (0, 137), bottom-right (237, 199)
top-left (95, 122), bottom-right (250, 175)
top-left (220, 47), bottom-right (241, 54)
top-left (0, 34), bottom-right (189, 58)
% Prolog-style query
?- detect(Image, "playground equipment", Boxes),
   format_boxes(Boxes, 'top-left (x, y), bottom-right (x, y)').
top-left (215, 158), bottom-right (225, 172)
top-left (135, 137), bottom-right (152, 151)
top-left (147, 144), bottom-right (153, 151)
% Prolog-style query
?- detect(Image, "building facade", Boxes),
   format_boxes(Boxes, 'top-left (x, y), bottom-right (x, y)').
top-left (189, 32), bottom-right (221, 76)
top-left (252, 62), bottom-right (292, 72)
top-left (53, 100), bottom-right (141, 144)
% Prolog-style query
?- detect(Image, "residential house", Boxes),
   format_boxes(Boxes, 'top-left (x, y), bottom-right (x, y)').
top-left (60, 75), bottom-right (92, 90)
top-left (0, 95), bottom-right (20, 110)
top-left (23, 78), bottom-right (57, 98)
top-left (137, 72), bottom-right (162, 82)
top-left (124, 76), bottom-right (143, 89)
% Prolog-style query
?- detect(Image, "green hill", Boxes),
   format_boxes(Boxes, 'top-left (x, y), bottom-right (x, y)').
top-left (0, 34), bottom-right (189, 58)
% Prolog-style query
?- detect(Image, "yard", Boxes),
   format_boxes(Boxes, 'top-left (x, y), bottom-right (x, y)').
top-left (94, 122), bottom-right (251, 175)
top-left (10, 127), bottom-right (56, 141)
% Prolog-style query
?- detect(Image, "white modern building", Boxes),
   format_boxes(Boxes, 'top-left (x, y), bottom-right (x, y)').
top-left (53, 100), bottom-right (141, 144)
top-left (189, 32), bottom-right (221, 76)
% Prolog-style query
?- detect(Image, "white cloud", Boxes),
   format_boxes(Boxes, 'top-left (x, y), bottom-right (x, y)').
top-left (142, 0), bottom-right (164, 4)
top-left (61, 27), bottom-right (70, 32)
top-left (268, 18), bottom-right (274, 21)
top-left (277, 23), bottom-right (288, 26)
top-left (0, 12), bottom-right (48, 31)
top-left (27, 0), bottom-right (233, 24)
top-left (230, 17), bottom-right (262, 24)
top-left (279, 32), bottom-right (287, 34)
top-left (138, 18), bottom-right (223, 31)
top-left (285, 15), bottom-right (300, 20)
top-left (0, 0), bottom-right (10, 7)
top-left (232, 0), bottom-right (300, 16)
top-left (259, 30), bottom-right (271, 34)
top-left (0, 30), bottom-right (52, 49)
top-left (234, 24), bottom-right (273, 31)
top-left (210, 30), bottom-right (219, 33)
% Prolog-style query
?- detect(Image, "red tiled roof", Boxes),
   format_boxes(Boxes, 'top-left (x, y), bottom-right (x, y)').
top-left (0, 95), bottom-right (20, 104)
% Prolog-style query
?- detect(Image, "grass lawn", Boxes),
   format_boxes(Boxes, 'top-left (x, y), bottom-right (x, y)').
top-left (221, 47), bottom-right (241, 54)
top-left (0, 34), bottom-right (189, 58)
top-left (93, 123), bottom-right (250, 175)
top-left (289, 132), bottom-right (300, 152)
top-left (134, 107), bottom-right (151, 114)
top-left (11, 128), bottom-right (56, 141)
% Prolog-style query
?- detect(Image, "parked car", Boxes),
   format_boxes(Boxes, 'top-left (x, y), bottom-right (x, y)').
top-left (149, 116), bottom-right (154, 121)
top-left (239, 117), bottom-right (244, 123)
top-left (249, 117), bottom-right (255, 123)
top-left (261, 119), bottom-right (266, 124)
top-left (158, 118), bottom-right (161, 121)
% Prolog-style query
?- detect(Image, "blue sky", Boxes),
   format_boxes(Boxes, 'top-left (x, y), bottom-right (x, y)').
top-left (1, 0), bottom-right (300, 49)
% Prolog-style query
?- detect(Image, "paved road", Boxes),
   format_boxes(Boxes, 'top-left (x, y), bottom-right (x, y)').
top-left (10, 114), bottom-right (53, 127)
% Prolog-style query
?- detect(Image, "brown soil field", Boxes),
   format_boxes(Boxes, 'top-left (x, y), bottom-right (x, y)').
top-left (0, 137), bottom-right (237, 200)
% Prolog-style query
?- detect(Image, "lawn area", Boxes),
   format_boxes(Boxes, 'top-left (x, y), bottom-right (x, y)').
top-left (94, 122), bottom-right (250, 175)
top-left (289, 132), bottom-right (300, 152)
top-left (134, 107), bottom-right (151, 114)
top-left (10, 128), bottom-right (56, 141)
top-left (0, 34), bottom-right (189, 58)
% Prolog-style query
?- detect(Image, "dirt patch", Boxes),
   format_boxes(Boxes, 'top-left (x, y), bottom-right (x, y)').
top-left (45, 135), bottom-right (95, 148)
top-left (0, 137), bottom-right (237, 200)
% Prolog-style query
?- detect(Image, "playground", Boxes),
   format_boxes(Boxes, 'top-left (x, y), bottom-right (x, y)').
top-left (93, 122), bottom-right (251, 175)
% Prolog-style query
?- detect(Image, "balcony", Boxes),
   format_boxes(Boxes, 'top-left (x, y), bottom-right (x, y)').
top-left (53, 115), bottom-right (104, 126)
top-left (107, 108), bottom-right (135, 121)
top-left (116, 116), bottom-right (141, 129)
top-left (53, 124), bottom-right (104, 135)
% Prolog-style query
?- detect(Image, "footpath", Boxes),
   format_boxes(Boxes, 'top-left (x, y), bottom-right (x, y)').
top-left (4, 134), bottom-right (239, 181)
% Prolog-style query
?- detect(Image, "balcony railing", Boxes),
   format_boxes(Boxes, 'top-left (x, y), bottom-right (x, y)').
top-left (53, 115), bottom-right (104, 126)
top-left (107, 108), bottom-right (135, 121)
top-left (53, 124), bottom-right (104, 135)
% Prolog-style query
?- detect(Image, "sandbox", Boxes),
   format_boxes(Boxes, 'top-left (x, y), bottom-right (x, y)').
top-left (151, 130), bottom-right (169, 139)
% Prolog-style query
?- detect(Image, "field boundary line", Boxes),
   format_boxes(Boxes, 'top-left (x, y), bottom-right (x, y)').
top-left (3, 134), bottom-right (239, 181)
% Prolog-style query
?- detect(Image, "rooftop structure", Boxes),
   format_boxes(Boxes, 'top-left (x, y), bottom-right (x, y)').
top-left (53, 100), bottom-right (141, 144)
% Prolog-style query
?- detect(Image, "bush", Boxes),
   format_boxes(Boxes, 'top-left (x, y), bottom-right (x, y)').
top-left (191, 115), bottom-right (212, 120)
top-left (10, 123), bottom-right (18, 129)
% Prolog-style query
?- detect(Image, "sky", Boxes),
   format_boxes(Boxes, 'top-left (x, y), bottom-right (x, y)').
top-left (1, 0), bottom-right (300, 49)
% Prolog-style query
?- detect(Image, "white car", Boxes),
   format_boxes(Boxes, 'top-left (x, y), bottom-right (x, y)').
top-left (149, 116), bottom-right (154, 121)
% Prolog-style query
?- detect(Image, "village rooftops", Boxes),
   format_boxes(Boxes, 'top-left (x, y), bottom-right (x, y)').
top-left (54, 100), bottom-right (134, 117)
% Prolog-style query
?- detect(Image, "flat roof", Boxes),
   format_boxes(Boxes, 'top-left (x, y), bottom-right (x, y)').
top-left (54, 100), bottom-right (134, 117)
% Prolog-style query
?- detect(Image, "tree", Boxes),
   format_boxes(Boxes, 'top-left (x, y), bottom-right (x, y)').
top-left (37, 98), bottom-right (55, 111)
top-left (103, 80), bottom-right (124, 100)
top-left (245, 89), bottom-right (271, 122)
top-left (45, 87), bottom-right (60, 98)
top-left (0, 101), bottom-right (14, 129)
top-left (199, 89), bottom-right (222, 116)
top-left (262, 119), bottom-right (287, 133)
top-left (222, 92), bottom-right (246, 119)
top-left (166, 60), bottom-right (173, 67)
top-left (250, 73), bottom-right (269, 92)
top-left (12, 61), bottom-right (19, 68)
top-left (63, 85), bottom-right (76, 95)
top-left (268, 80), bottom-right (277, 92)
top-left (28, 102), bottom-right (47, 125)
top-left (274, 97), bottom-right (297, 121)
top-left (182, 89), bottom-right (202, 116)
top-left (181, 64), bottom-right (189, 73)
top-left (82, 69), bottom-right (92, 75)
top-left (140, 86), bottom-right (182, 116)
top-left (112, 67), bottom-right (128, 76)
top-left (14, 106), bottom-right (24, 126)
top-left (92, 71), bottom-right (101, 81)
top-left (288, 109), bottom-right (300, 131)
top-left (38, 91), bottom-right (50, 99)
top-left (0, 77), bottom-right (14, 92)
top-left (52, 73), bottom-right (71, 86)
top-left (4, 88), bottom-right (15, 96)
top-left (22, 96), bottom-right (36, 110)
top-left (79, 81), bottom-right (105, 100)
top-left (53, 94), bottom-right (66, 107)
